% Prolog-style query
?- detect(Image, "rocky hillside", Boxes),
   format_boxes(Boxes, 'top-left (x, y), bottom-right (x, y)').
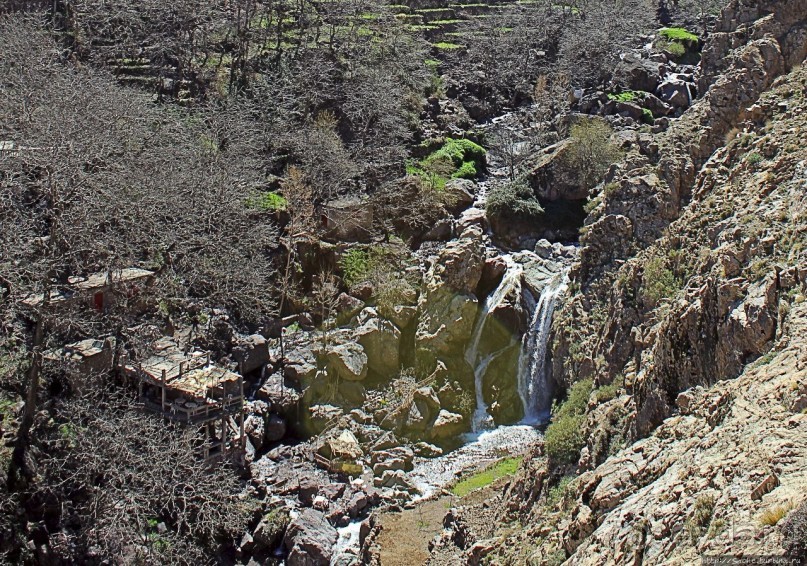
top-left (428, 0), bottom-right (807, 562)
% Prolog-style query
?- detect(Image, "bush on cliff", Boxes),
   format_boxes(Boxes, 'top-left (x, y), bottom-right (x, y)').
top-left (545, 378), bottom-right (593, 468)
top-left (486, 178), bottom-right (544, 222)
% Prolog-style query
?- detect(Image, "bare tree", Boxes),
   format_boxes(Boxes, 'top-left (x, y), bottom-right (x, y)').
top-left (0, 15), bottom-right (277, 486)
top-left (33, 391), bottom-right (251, 563)
top-left (558, 0), bottom-right (656, 88)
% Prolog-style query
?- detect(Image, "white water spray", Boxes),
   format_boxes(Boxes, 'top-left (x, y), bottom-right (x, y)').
top-left (464, 256), bottom-right (523, 432)
top-left (518, 268), bottom-right (570, 423)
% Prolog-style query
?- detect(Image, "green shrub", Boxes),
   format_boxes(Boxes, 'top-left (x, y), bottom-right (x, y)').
top-left (685, 495), bottom-right (716, 543)
top-left (423, 138), bottom-right (486, 169)
top-left (641, 108), bottom-right (655, 125)
top-left (656, 27), bottom-right (699, 63)
top-left (546, 475), bottom-right (575, 507)
top-left (561, 120), bottom-right (623, 192)
top-left (452, 160), bottom-right (477, 179)
top-left (593, 382), bottom-right (619, 404)
top-left (486, 178), bottom-right (544, 221)
top-left (409, 137), bottom-right (487, 189)
top-left (583, 195), bottom-right (601, 214)
top-left (659, 39), bottom-right (686, 58)
top-left (339, 249), bottom-right (370, 288)
top-left (760, 501), bottom-right (794, 527)
top-left (338, 245), bottom-right (417, 313)
top-left (545, 379), bottom-right (593, 468)
top-left (746, 152), bottom-right (763, 167)
top-left (641, 255), bottom-right (680, 306)
top-left (433, 41), bottom-right (462, 49)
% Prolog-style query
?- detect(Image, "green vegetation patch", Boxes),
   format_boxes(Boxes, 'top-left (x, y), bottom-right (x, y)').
top-left (339, 248), bottom-right (371, 289)
top-left (659, 27), bottom-right (699, 43)
top-left (451, 456), bottom-right (523, 497)
top-left (545, 378), bottom-right (593, 468)
top-left (247, 190), bottom-right (288, 211)
top-left (432, 41), bottom-right (463, 50)
top-left (408, 137), bottom-right (486, 190)
top-left (338, 245), bottom-right (418, 313)
top-left (607, 90), bottom-right (642, 103)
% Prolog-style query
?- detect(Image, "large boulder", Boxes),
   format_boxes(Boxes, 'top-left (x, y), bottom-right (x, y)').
top-left (283, 509), bottom-right (338, 566)
top-left (324, 343), bottom-right (368, 381)
top-left (244, 414), bottom-right (266, 451)
top-left (430, 410), bottom-right (466, 440)
top-left (612, 53), bottom-right (663, 93)
top-left (265, 413), bottom-right (287, 442)
top-left (254, 507), bottom-right (291, 552)
top-left (304, 404), bottom-right (344, 436)
top-left (256, 377), bottom-right (301, 417)
top-left (283, 345), bottom-right (318, 383)
top-left (337, 380), bottom-right (366, 406)
top-left (371, 447), bottom-right (415, 476)
top-left (424, 225), bottom-right (485, 295)
top-left (443, 178), bottom-right (476, 215)
top-left (527, 139), bottom-right (587, 201)
top-left (386, 304), bottom-right (418, 330)
top-left (233, 334), bottom-right (271, 374)
top-left (655, 78), bottom-right (694, 110)
top-left (335, 293), bottom-right (364, 325)
top-left (413, 386), bottom-right (441, 426)
top-left (355, 314), bottom-right (401, 378)
top-left (422, 217), bottom-right (456, 242)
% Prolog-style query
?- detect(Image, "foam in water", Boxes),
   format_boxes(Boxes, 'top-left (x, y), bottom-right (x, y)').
top-left (517, 268), bottom-right (570, 423)
top-left (408, 424), bottom-right (542, 500)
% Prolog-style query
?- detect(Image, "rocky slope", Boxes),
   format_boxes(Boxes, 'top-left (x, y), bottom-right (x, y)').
top-left (427, 0), bottom-right (807, 562)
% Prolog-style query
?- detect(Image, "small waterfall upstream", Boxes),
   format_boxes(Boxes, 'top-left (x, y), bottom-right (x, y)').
top-left (517, 268), bottom-right (570, 423)
top-left (464, 257), bottom-right (523, 432)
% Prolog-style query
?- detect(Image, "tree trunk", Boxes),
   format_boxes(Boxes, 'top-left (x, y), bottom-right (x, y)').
top-left (7, 312), bottom-right (45, 490)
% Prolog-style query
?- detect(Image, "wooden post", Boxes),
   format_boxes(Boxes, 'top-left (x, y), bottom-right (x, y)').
top-left (203, 423), bottom-right (209, 460)
top-left (220, 414), bottom-right (226, 456)
top-left (239, 376), bottom-right (245, 450)
top-left (161, 369), bottom-right (166, 411)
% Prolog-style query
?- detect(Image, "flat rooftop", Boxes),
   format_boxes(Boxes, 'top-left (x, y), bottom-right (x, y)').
top-left (22, 267), bottom-right (154, 307)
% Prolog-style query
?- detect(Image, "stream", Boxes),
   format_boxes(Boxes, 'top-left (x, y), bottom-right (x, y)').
top-left (332, 111), bottom-right (575, 564)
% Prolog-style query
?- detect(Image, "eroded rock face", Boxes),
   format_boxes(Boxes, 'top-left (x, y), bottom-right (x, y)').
top-left (284, 508), bottom-right (338, 566)
top-left (559, 306), bottom-right (807, 562)
top-left (355, 314), bottom-right (401, 378)
top-left (416, 226), bottom-right (485, 365)
top-left (552, 0), bottom-right (807, 450)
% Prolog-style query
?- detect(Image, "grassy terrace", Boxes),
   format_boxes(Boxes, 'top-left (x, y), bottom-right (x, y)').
top-left (450, 456), bottom-right (524, 497)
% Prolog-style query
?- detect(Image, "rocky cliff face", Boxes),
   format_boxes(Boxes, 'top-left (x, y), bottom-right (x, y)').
top-left (552, 0), bottom-right (807, 444)
top-left (428, 0), bottom-right (807, 562)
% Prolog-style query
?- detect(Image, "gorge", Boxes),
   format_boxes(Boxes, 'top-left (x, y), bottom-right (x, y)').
top-left (1, 0), bottom-right (806, 564)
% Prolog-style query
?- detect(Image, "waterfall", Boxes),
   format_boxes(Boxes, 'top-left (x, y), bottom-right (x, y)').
top-left (518, 268), bottom-right (569, 424)
top-left (465, 256), bottom-right (523, 432)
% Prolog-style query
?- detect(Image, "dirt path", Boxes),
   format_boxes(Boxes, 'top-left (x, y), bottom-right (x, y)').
top-left (376, 496), bottom-right (457, 566)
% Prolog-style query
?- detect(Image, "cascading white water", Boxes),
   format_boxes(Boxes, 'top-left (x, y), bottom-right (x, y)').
top-left (517, 268), bottom-right (570, 423)
top-left (464, 256), bottom-right (523, 432)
